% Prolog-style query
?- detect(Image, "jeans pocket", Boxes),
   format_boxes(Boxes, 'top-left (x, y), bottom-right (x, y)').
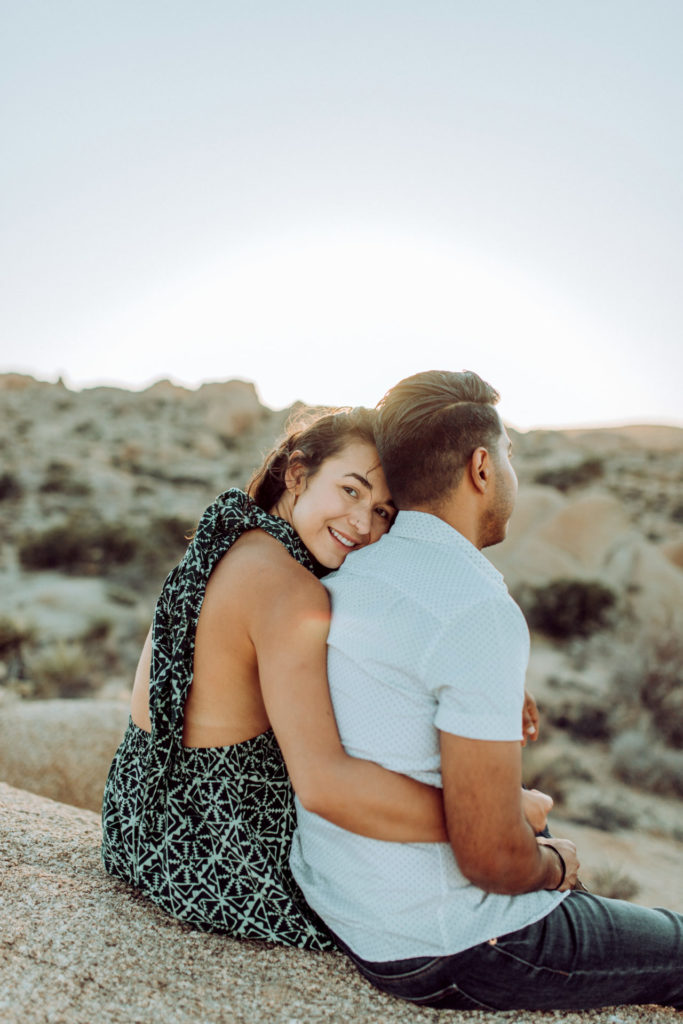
top-left (352, 954), bottom-right (496, 1011)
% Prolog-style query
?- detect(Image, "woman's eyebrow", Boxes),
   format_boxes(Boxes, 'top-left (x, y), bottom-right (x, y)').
top-left (344, 472), bottom-right (396, 508)
top-left (344, 472), bottom-right (371, 490)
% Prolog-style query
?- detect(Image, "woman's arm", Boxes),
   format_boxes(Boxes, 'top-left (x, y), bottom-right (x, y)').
top-left (249, 554), bottom-right (447, 843)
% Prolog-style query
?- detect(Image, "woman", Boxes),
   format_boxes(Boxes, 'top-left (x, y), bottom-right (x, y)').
top-left (102, 407), bottom-right (448, 951)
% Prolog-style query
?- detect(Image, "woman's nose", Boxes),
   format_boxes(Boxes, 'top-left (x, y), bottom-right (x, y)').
top-left (351, 506), bottom-right (372, 536)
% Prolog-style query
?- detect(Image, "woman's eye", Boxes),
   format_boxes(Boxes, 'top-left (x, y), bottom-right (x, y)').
top-left (376, 507), bottom-right (390, 520)
top-left (343, 486), bottom-right (358, 498)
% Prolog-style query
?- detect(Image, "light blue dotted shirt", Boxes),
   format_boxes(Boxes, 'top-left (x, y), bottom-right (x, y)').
top-left (290, 510), bottom-right (566, 960)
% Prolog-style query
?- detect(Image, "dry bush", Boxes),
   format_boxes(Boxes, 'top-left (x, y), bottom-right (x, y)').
top-left (533, 457), bottom-right (604, 492)
top-left (0, 614), bottom-right (35, 685)
top-left (24, 641), bottom-right (94, 698)
top-left (523, 748), bottom-right (595, 805)
top-left (566, 798), bottom-right (638, 832)
top-left (0, 471), bottom-right (23, 501)
top-left (542, 680), bottom-right (611, 741)
top-left (0, 614), bottom-right (34, 655)
top-left (611, 731), bottom-right (683, 798)
top-left (516, 579), bottom-right (617, 640)
top-left (17, 511), bottom-right (190, 584)
top-left (636, 630), bottom-right (683, 748)
top-left (588, 865), bottom-right (640, 901)
top-left (607, 625), bottom-right (683, 795)
top-left (39, 460), bottom-right (92, 497)
top-left (18, 515), bottom-right (139, 574)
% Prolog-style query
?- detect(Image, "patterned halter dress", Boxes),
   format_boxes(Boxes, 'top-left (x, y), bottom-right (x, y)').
top-left (101, 489), bottom-right (335, 950)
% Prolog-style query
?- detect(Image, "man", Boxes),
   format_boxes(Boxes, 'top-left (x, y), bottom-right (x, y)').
top-left (290, 370), bottom-right (683, 1012)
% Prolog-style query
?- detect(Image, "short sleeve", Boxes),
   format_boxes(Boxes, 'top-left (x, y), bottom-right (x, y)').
top-left (423, 594), bottom-right (530, 741)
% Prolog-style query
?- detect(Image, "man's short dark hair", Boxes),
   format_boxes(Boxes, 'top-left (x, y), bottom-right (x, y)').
top-left (375, 370), bottom-right (502, 509)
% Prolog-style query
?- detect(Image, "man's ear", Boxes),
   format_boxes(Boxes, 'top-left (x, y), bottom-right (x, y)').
top-left (469, 447), bottom-right (490, 494)
top-left (284, 451), bottom-right (307, 497)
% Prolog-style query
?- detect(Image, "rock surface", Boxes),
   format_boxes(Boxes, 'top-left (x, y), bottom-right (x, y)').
top-left (0, 782), bottom-right (677, 1024)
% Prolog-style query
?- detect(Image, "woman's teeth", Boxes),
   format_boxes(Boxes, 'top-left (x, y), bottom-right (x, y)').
top-left (329, 527), bottom-right (355, 548)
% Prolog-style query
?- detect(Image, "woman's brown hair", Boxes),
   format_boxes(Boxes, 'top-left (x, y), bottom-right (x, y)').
top-left (248, 406), bottom-right (378, 512)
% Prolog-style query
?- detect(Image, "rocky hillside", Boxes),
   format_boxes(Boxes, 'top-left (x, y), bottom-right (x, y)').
top-left (0, 373), bottom-right (291, 694)
top-left (1, 373), bottom-right (682, 905)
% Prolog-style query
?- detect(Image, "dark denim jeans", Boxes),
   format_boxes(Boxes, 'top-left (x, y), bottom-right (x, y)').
top-left (338, 892), bottom-right (683, 1011)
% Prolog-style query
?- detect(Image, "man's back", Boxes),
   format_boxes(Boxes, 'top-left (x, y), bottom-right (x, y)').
top-left (290, 510), bottom-right (565, 960)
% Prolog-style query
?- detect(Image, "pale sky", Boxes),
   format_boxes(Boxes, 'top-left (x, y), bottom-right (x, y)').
top-left (3, 1), bottom-right (682, 430)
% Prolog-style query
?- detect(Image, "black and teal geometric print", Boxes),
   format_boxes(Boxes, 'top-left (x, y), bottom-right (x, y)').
top-left (101, 489), bottom-right (335, 950)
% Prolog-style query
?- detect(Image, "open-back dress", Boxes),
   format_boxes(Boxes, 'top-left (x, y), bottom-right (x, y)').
top-left (101, 489), bottom-right (335, 950)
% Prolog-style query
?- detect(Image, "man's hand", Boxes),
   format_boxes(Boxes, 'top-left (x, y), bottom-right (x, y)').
top-left (521, 788), bottom-right (553, 833)
top-left (537, 837), bottom-right (581, 891)
top-left (521, 689), bottom-right (539, 746)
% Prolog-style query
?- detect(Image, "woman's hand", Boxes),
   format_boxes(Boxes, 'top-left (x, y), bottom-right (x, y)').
top-left (521, 689), bottom-right (539, 746)
top-left (521, 788), bottom-right (553, 833)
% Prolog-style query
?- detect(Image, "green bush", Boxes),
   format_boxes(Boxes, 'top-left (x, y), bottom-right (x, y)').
top-left (517, 579), bottom-right (617, 639)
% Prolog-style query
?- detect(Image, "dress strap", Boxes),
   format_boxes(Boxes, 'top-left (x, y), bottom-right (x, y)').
top-left (143, 489), bottom-right (314, 808)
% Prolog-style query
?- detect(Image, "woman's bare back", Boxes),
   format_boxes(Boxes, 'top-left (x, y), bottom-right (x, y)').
top-left (130, 529), bottom-right (308, 747)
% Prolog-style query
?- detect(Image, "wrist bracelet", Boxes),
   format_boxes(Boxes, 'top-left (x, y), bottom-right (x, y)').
top-left (546, 844), bottom-right (566, 890)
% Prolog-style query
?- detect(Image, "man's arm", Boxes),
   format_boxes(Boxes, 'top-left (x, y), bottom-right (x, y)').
top-left (440, 732), bottom-right (579, 893)
top-left (251, 554), bottom-right (447, 842)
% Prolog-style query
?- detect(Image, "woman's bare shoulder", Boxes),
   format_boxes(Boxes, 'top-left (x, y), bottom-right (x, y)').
top-left (210, 527), bottom-right (322, 599)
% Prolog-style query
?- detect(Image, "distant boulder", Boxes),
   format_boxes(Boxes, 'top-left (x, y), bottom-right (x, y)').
top-left (490, 490), bottom-right (683, 634)
top-left (200, 379), bottom-right (266, 441)
top-left (0, 698), bottom-right (129, 811)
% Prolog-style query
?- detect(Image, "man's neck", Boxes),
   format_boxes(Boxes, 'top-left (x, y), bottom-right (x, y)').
top-left (405, 501), bottom-right (482, 550)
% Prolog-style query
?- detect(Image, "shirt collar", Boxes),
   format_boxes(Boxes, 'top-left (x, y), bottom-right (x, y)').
top-left (389, 510), bottom-right (505, 586)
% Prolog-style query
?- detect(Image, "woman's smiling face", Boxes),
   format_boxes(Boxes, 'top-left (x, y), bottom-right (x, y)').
top-left (283, 439), bottom-right (395, 569)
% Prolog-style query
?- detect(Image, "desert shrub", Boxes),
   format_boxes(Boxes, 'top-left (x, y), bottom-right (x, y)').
top-left (543, 697), bottom-right (611, 741)
top-left (611, 730), bottom-right (683, 798)
top-left (517, 579), bottom-right (617, 639)
top-left (73, 418), bottom-right (102, 438)
top-left (533, 457), bottom-right (604, 492)
top-left (589, 865), bottom-right (640, 901)
top-left (637, 632), bottom-right (683, 748)
top-left (568, 798), bottom-right (637, 832)
top-left (0, 614), bottom-right (34, 655)
top-left (18, 515), bottom-right (139, 574)
top-left (128, 514), bottom-right (192, 580)
top-left (610, 628), bottom-right (683, 749)
top-left (523, 750), bottom-right (594, 804)
top-left (18, 509), bottom-right (191, 584)
top-left (0, 471), bottom-right (23, 500)
top-left (24, 640), bottom-right (94, 698)
top-left (83, 615), bottom-right (113, 642)
top-left (40, 460), bottom-right (92, 496)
